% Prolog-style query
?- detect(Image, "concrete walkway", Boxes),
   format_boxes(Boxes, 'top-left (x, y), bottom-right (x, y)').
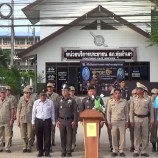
top-left (0, 122), bottom-right (157, 158)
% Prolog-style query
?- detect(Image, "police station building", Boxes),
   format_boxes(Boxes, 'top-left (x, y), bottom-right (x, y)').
top-left (19, 4), bottom-right (158, 94)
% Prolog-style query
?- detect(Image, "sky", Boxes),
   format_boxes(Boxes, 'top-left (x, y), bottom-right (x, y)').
top-left (0, 0), bottom-right (40, 36)
top-left (0, 0), bottom-right (154, 36)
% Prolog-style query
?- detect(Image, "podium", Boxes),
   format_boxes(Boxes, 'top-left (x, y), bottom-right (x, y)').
top-left (80, 109), bottom-right (103, 158)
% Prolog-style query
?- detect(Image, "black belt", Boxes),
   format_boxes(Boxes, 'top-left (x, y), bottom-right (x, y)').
top-left (134, 113), bottom-right (148, 118)
top-left (59, 116), bottom-right (73, 120)
top-left (36, 117), bottom-right (51, 121)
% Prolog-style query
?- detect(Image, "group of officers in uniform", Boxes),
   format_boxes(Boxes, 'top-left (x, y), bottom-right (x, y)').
top-left (0, 80), bottom-right (158, 158)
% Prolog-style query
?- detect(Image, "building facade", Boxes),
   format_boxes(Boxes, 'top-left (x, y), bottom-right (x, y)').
top-left (19, 3), bottom-right (158, 95)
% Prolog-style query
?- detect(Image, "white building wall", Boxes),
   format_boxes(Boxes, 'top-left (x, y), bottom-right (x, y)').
top-left (26, 26), bottom-right (158, 83)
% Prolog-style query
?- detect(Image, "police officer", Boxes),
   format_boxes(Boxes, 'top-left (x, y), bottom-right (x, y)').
top-left (69, 86), bottom-right (82, 152)
top-left (46, 82), bottom-right (59, 147)
top-left (17, 87), bottom-right (34, 153)
top-left (107, 88), bottom-right (128, 157)
top-left (128, 89), bottom-right (137, 152)
top-left (32, 89), bottom-right (55, 157)
top-left (2, 86), bottom-right (17, 146)
top-left (104, 88), bottom-right (114, 152)
top-left (150, 88), bottom-right (158, 152)
top-left (25, 85), bottom-right (37, 146)
top-left (56, 84), bottom-right (77, 157)
top-left (118, 80), bottom-right (130, 101)
top-left (80, 85), bottom-right (104, 112)
top-left (0, 87), bottom-right (14, 153)
top-left (130, 82), bottom-right (154, 157)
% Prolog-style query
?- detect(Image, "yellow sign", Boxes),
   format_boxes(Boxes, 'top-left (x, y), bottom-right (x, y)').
top-left (86, 123), bottom-right (97, 137)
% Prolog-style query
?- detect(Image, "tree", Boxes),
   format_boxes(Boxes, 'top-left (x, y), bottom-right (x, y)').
top-left (149, 0), bottom-right (158, 45)
top-left (0, 66), bottom-right (21, 95)
top-left (0, 48), bottom-right (10, 67)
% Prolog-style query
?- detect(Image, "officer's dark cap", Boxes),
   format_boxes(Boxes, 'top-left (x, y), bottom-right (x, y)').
top-left (88, 85), bottom-right (95, 90)
top-left (61, 84), bottom-right (70, 90)
top-left (40, 89), bottom-right (47, 94)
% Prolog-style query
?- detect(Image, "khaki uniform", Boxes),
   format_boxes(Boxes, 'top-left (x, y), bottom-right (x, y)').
top-left (17, 97), bottom-right (34, 150)
top-left (70, 95), bottom-right (82, 150)
top-left (107, 98), bottom-right (128, 153)
top-left (56, 96), bottom-right (77, 154)
top-left (6, 94), bottom-right (17, 141)
top-left (105, 97), bottom-right (113, 150)
top-left (47, 92), bottom-right (59, 146)
top-left (128, 97), bottom-right (135, 150)
top-left (0, 98), bottom-right (14, 151)
top-left (130, 96), bottom-right (154, 154)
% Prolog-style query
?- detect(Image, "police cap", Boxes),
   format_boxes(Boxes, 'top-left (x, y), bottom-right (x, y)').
top-left (151, 88), bottom-right (158, 94)
top-left (61, 83), bottom-right (70, 90)
top-left (0, 87), bottom-right (6, 93)
top-left (5, 86), bottom-right (11, 90)
top-left (136, 82), bottom-right (146, 91)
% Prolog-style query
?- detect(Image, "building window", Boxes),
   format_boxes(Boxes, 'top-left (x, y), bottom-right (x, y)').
top-left (125, 62), bottom-right (150, 81)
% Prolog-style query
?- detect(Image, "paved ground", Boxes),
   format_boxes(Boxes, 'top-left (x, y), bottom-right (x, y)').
top-left (0, 121), bottom-right (157, 158)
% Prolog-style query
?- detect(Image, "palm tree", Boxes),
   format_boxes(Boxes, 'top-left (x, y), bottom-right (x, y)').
top-left (0, 48), bottom-right (10, 67)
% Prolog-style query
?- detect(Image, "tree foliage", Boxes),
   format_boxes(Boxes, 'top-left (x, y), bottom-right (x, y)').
top-left (0, 66), bottom-right (21, 95)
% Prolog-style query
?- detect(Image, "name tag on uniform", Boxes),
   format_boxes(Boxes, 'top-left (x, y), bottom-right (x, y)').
top-left (86, 100), bottom-right (89, 103)
top-left (60, 106), bottom-right (62, 109)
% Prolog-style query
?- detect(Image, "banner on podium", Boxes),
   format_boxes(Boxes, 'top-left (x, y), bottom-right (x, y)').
top-left (86, 123), bottom-right (97, 137)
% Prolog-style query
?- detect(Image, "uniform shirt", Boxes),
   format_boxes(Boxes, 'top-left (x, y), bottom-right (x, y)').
top-left (47, 92), bottom-right (59, 102)
top-left (130, 95), bottom-right (154, 124)
top-left (107, 98), bottom-right (128, 124)
top-left (32, 98), bottom-right (55, 125)
top-left (80, 96), bottom-right (104, 112)
top-left (120, 87), bottom-right (130, 101)
top-left (70, 95), bottom-right (82, 112)
top-left (17, 97), bottom-right (34, 123)
top-left (0, 98), bottom-right (14, 123)
top-left (56, 96), bottom-right (77, 122)
top-left (6, 94), bottom-right (18, 108)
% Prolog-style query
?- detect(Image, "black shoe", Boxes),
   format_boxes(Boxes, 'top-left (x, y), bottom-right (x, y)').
top-left (141, 153), bottom-right (149, 157)
top-left (61, 153), bottom-right (66, 157)
top-left (37, 153), bottom-right (43, 157)
top-left (67, 153), bottom-right (72, 157)
top-left (45, 153), bottom-right (51, 157)
top-left (120, 152), bottom-right (126, 157)
top-left (23, 149), bottom-right (27, 153)
top-left (5, 150), bottom-right (11, 153)
top-left (111, 152), bottom-right (118, 157)
top-left (133, 153), bottom-right (139, 157)
top-left (0, 149), bottom-right (3, 152)
top-left (130, 147), bottom-right (135, 152)
top-left (27, 149), bottom-right (31, 153)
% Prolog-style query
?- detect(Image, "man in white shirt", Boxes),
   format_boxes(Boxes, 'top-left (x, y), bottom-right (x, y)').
top-left (32, 89), bottom-right (55, 157)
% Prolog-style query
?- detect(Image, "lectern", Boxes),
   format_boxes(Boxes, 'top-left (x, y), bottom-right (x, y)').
top-left (80, 109), bottom-right (103, 158)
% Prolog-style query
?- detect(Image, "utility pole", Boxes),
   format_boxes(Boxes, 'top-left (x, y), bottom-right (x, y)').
top-left (32, 27), bottom-right (36, 44)
top-left (10, 0), bottom-right (14, 67)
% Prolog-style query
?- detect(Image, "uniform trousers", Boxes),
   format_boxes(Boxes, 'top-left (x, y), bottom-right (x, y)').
top-left (150, 125), bottom-right (157, 144)
top-left (134, 116), bottom-right (149, 154)
top-left (129, 122), bottom-right (134, 148)
top-left (51, 125), bottom-right (56, 145)
top-left (59, 120), bottom-right (72, 154)
top-left (105, 122), bottom-right (112, 148)
top-left (0, 122), bottom-right (11, 150)
top-left (111, 121), bottom-right (126, 153)
top-left (20, 123), bottom-right (32, 150)
top-left (72, 124), bottom-right (78, 148)
top-left (35, 118), bottom-right (51, 155)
